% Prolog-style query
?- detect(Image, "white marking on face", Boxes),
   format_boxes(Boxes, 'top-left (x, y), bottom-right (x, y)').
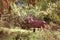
top-left (43, 21), bottom-right (46, 23)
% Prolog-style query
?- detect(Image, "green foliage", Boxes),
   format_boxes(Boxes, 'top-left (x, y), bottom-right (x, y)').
top-left (40, 0), bottom-right (48, 11)
top-left (23, 0), bottom-right (28, 3)
top-left (49, 13), bottom-right (60, 23)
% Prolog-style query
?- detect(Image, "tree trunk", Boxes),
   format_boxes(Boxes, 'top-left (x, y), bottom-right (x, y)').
top-left (28, 0), bottom-right (35, 6)
top-left (1, 0), bottom-right (11, 14)
top-left (0, 0), bottom-right (3, 14)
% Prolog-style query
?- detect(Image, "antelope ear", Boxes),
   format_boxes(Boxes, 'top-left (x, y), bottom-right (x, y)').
top-left (31, 19), bottom-right (34, 21)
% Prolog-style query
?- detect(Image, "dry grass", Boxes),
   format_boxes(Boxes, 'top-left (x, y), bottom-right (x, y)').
top-left (0, 27), bottom-right (60, 40)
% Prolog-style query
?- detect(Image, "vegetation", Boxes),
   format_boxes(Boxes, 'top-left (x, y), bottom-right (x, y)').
top-left (0, 0), bottom-right (60, 40)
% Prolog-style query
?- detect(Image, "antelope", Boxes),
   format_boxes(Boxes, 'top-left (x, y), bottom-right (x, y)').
top-left (21, 15), bottom-right (47, 32)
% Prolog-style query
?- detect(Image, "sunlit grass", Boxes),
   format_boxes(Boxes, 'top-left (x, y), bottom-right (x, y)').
top-left (0, 27), bottom-right (60, 40)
